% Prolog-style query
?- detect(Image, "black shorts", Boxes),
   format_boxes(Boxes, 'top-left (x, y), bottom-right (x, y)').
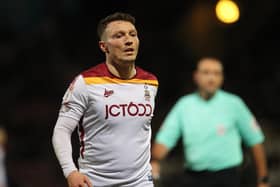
top-left (183, 167), bottom-right (241, 187)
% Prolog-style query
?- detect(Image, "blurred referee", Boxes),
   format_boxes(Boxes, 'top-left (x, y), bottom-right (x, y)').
top-left (151, 57), bottom-right (269, 187)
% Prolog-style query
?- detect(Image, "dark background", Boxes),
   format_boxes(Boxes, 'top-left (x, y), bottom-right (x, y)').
top-left (1, 0), bottom-right (280, 186)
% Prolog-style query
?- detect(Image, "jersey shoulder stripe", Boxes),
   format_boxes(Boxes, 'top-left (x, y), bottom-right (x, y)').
top-left (82, 63), bottom-right (110, 78)
top-left (81, 63), bottom-right (158, 86)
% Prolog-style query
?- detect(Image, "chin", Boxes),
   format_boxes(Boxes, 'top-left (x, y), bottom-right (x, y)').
top-left (206, 89), bottom-right (218, 95)
top-left (121, 57), bottom-right (137, 64)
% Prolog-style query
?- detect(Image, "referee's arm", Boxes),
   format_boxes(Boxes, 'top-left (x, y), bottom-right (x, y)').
top-left (151, 100), bottom-right (183, 179)
top-left (235, 98), bottom-right (269, 187)
top-left (251, 143), bottom-right (269, 187)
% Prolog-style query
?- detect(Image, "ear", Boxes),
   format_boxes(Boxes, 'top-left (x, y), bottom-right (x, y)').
top-left (99, 41), bottom-right (109, 53)
top-left (193, 71), bottom-right (198, 83)
top-left (221, 73), bottom-right (225, 83)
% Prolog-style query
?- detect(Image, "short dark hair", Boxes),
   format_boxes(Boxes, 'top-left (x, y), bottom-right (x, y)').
top-left (97, 12), bottom-right (136, 40)
top-left (195, 57), bottom-right (223, 71)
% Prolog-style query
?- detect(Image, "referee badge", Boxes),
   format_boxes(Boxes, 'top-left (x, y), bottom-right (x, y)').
top-left (217, 124), bottom-right (226, 136)
top-left (251, 117), bottom-right (261, 131)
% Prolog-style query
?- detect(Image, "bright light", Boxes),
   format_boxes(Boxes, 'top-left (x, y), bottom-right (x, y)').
top-left (215, 0), bottom-right (240, 24)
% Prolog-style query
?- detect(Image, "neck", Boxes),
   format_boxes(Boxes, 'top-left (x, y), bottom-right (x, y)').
top-left (106, 59), bottom-right (136, 79)
top-left (198, 90), bottom-right (217, 100)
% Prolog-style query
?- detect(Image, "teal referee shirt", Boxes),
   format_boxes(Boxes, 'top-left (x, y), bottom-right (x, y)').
top-left (156, 90), bottom-right (264, 171)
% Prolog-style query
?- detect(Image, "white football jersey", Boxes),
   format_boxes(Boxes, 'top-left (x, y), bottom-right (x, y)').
top-left (59, 63), bottom-right (158, 186)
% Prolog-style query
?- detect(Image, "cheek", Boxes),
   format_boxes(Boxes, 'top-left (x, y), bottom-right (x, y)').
top-left (197, 77), bottom-right (207, 86)
top-left (213, 76), bottom-right (223, 83)
top-left (216, 78), bottom-right (223, 85)
top-left (203, 78), bottom-right (212, 85)
top-left (135, 39), bottom-right (140, 48)
top-left (107, 40), bottom-right (122, 51)
top-left (202, 76), bottom-right (216, 86)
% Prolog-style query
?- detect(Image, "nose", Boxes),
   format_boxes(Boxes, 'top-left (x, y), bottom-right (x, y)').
top-left (124, 34), bottom-right (134, 46)
top-left (125, 40), bottom-right (133, 46)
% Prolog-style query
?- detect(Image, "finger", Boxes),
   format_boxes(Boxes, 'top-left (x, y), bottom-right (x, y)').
top-left (84, 176), bottom-right (93, 187)
top-left (152, 171), bottom-right (160, 180)
top-left (79, 183), bottom-right (87, 187)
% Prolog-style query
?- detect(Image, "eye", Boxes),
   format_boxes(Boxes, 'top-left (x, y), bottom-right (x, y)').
top-left (113, 32), bottom-right (124, 39)
top-left (214, 71), bottom-right (222, 76)
top-left (130, 31), bottom-right (138, 37)
top-left (201, 70), bottom-right (209, 75)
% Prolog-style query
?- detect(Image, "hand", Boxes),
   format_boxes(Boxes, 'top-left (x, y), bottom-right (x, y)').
top-left (258, 183), bottom-right (270, 187)
top-left (67, 171), bottom-right (93, 187)
top-left (151, 160), bottom-right (161, 180)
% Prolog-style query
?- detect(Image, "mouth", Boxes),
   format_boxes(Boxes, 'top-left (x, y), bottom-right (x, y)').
top-left (124, 48), bottom-right (135, 53)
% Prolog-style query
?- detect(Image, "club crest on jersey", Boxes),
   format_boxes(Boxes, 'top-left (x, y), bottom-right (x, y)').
top-left (144, 84), bottom-right (151, 101)
top-left (104, 89), bottom-right (114, 98)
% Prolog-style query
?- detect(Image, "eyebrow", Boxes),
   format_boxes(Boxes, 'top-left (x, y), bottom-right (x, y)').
top-left (113, 29), bottom-right (137, 33)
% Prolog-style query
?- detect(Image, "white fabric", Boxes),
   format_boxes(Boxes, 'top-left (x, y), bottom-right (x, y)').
top-left (52, 116), bottom-right (79, 177)
top-left (53, 63), bottom-right (158, 186)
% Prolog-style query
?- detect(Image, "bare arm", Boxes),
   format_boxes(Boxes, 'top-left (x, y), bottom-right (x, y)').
top-left (0, 128), bottom-right (7, 147)
top-left (152, 143), bottom-right (169, 161)
top-left (251, 143), bottom-right (269, 187)
top-left (151, 143), bottom-right (169, 179)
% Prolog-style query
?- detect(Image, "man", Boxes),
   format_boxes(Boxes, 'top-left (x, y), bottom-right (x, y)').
top-left (52, 12), bottom-right (158, 187)
top-left (151, 57), bottom-right (269, 187)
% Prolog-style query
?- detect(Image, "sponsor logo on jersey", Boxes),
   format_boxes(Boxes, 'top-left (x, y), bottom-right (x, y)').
top-left (105, 102), bottom-right (153, 119)
top-left (104, 89), bottom-right (114, 98)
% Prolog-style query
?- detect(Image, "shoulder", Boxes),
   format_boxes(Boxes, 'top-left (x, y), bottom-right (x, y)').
top-left (181, 93), bottom-right (197, 102)
top-left (80, 63), bottom-right (158, 80)
top-left (81, 63), bottom-right (109, 78)
top-left (78, 63), bottom-right (112, 86)
top-left (219, 90), bottom-right (245, 105)
top-left (65, 64), bottom-right (107, 91)
top-left (135, 66), bottom-right (158, 81)
top-left (173, 93), bottom-right (197, 108)
top-left (64, 74), bottom-right (87, 96)
top-left (134, 66), bottom-right (158, 87)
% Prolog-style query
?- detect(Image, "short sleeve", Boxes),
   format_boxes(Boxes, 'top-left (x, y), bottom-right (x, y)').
top-left (155, 99), bottom-right (183, 150)
top-left (235, 97), bottom-right (264, 147)
top-left (59, 75), bottom-right (88, 121)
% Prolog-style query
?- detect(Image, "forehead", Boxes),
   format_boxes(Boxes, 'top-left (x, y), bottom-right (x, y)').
top-left (198, 59), bottom-right (223, 70)
top-left (105, 20), bottom-right (136, 34)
